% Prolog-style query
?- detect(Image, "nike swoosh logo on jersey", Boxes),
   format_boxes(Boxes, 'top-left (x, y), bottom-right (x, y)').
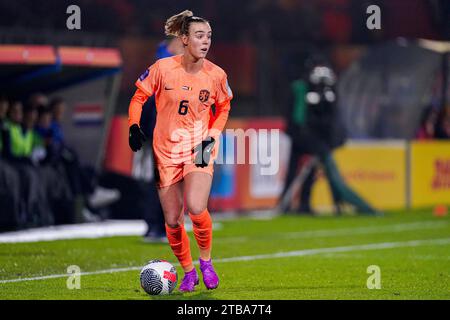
top-left (164, 86), bottom-right (174, 90)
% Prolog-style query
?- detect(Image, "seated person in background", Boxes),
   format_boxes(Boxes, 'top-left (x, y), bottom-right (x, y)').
top-left (47, 97), bottom-right (120, 221)
top-left (415, 105), bottom-right (438, 140)
top-left (435, 107), bottom-right (450, 140)
top-left (0, 95), bottom-right (21, 230)
top-left (0, 94), bottom-right (8, 132)
top-left (49, 97), bottom-right (65, 147)
top-left (2, 101), bottom-right (53, 227)
top-left (35, 105), bottom-right (75, 224)
top-left (28, 93), bottom-right (49, 112)
top-left (0, 95), bottom-right (9, 150)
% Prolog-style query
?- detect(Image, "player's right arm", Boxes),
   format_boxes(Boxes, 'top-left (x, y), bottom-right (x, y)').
top-left (128, 61), bottom-right (162, 126)
top-left (128, 61), bottom-right (162, 151)
top-left (128, 88), bottom-right (150, 127)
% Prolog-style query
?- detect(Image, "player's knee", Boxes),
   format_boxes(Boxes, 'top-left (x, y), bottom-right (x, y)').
top-left (187, 202), bottom-right (207, 215)
top-left (165, 217), bottom-right (181, 229)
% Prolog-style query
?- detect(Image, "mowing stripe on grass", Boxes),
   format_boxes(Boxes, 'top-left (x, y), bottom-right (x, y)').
top-left (215, 238), bottom-right (450, 262)
top-left (218, 221), bottom-right (449, 243)
top-left (1, 237), bottom-right (449, 284)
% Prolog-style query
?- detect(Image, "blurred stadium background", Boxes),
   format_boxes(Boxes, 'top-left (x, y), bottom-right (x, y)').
top-left (0, 0), bottom-right (449, 225)
top-left (0, 0), bottom-right (449, 227)
top-left (0, 0), bottom-right (449, 299)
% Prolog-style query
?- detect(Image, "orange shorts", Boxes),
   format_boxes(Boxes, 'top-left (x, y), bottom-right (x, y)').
top-left (155, 163), bottom-right (214, 188)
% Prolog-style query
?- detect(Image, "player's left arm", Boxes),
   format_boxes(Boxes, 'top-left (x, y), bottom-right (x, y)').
top-left (208, 73), bottom-right (233, 140)
top-left (193, 73), bottom-right (233, 167)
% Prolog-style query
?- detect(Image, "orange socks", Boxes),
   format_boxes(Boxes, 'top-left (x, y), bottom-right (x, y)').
top-left (165, 209), bottom-right (213, 270)
top-left (165, 224), bottom-right (192, 270)
top-left (189, 209), bottom-right (213, 251)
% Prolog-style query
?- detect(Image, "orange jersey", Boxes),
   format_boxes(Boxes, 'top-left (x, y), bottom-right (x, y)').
top-left (129, 55), bottom-right (233, 165)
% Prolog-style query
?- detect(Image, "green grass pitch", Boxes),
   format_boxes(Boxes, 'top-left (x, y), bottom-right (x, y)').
top-left (0, 209), bottom-right (449, 300)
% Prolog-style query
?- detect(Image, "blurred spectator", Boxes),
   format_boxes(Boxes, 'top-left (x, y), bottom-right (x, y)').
top-left (154, 36), bottom-right (184, 61)
top-left (23, 103), bottom-right (47, 164)
top-left (35, 105), bottom-right (53, 144)
top-left (0, 95), bottom-right (8, 141)
top-left (48, 97), bottom-right (120, 222)
top-left (28, 93), bottom-right (49, 110)
top-left (415, 105), bottom-right (438, 140)
top-left (435, 107), bottom-right (450, 139)
top-left (2, 101), bottom-right (53, 227)
top-left (49, 97), bottom-right (65, 146)
top-left (35, 105), bottom-right (75, 224)
top-left (0, 95), bottom-right (7, 121)
top-left (0, 96), bottom-right (21, 230)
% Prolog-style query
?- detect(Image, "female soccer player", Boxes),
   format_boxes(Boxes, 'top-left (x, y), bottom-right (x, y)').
top-left (128, 10), bottom-right (233, 292)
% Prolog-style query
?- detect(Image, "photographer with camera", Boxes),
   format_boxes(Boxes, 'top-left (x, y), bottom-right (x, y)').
top-left (280, 57), bottom-right (380, 215)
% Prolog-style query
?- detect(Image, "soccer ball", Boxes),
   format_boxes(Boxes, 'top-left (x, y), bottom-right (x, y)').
top-left (140, 259), bottom-right (178, 295)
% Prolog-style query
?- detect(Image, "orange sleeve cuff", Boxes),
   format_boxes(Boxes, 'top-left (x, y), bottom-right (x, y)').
top-left (128, 88), bottom-right (150, 127)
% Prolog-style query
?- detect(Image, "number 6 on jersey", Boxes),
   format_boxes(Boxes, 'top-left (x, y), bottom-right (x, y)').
top-left (178, 100), bottom-right (189, 115)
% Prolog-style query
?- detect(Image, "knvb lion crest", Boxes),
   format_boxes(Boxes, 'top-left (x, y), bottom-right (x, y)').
top-left (199, 89), bottom-right (210, 103)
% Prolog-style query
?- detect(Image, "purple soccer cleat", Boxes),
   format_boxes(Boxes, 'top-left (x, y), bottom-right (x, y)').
top-left (179, 268), bottom-right (199, 293)
top-left (199, 258), bottom-right (219, 290)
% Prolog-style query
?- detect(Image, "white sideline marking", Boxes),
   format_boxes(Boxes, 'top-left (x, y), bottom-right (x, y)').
top-left (1, 237), bottom-right (449, 284)
top-left (218, 221), bottom-right (449, 243)
top-left (0, 221), bottom-right (148, 243)
top-left (0, 221), bottom-right (221, 243)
